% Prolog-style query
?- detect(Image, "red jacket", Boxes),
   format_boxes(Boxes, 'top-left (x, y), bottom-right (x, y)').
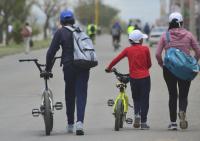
top-left (107, 45), bottom-right (152, 79)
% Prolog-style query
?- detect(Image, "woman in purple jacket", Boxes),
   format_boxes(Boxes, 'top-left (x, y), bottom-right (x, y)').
top-left (156, 12), bottom-right (200, 130)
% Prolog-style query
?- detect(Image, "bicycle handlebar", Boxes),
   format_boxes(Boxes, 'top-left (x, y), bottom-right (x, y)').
top-left (19, 57), bottom-right (61, 78)
top-left (19, 59), bottom-right (38, 62)
top-left (111, 68), bottom-right (129, 77)
top-left (110, 68), bottom-right (130, 84)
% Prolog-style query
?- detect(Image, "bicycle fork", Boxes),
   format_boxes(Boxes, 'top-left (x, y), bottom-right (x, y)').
top-left (32, 90), bottom-right (63, 117)
top-left (107, 92), bottom-right (133, 124)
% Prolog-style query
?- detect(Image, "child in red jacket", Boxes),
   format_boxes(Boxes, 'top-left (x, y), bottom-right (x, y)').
top-left (105, 30), bottom-right (152, 130)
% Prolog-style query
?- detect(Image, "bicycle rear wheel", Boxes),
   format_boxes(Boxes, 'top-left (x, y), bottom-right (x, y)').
top-left (43, 91), bottom-right (53, 135)
top-left (114, 99), bottom-right (123, 131)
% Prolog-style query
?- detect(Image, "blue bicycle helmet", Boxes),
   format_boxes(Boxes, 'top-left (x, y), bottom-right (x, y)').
top-left (60, 10), bottom-right (74, 23)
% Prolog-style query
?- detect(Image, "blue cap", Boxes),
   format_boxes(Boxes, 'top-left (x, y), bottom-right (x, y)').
top-left (60, 10), bottom-right (74, 21)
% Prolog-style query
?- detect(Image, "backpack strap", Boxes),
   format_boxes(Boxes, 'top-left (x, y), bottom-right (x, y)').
top-left (166, 31), bottom-right (170, 43)
top-left (64, 26), bottom-right (75, 32)
top-left (64, 26), bottom-right (82, 33)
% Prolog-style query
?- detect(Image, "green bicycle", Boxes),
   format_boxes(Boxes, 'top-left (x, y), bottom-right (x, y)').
top-left (107, 68), bottom-right (133, 131)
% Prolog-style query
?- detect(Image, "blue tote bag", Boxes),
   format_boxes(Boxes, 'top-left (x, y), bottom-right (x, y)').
top-left (164, 32), bottom-right (200, 80)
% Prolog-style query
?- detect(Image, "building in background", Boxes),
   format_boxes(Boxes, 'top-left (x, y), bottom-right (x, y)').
top-left (169, 0), bottom-right (200, 39)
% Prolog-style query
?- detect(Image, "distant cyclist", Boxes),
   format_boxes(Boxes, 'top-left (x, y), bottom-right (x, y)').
top-left (87, 23), bottom-right (97, 43)
top-left (111, 21), bottom-right (122, 51)
top-left (127, 19), bottom-right (135, 35)
top-left (143, 22), bottom-right (150, 41)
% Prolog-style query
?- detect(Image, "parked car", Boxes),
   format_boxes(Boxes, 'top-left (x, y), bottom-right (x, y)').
top-left (149, 26), bottom-right (167, 47)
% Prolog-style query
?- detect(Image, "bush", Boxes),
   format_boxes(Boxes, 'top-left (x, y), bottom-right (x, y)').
top-left (31, 24), bottom-right (41, 36)
top-left (12, 21), bottom-right (23, 44)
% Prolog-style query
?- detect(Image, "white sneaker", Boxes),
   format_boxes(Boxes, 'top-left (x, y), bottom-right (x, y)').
top-left (67, 124), bottom-right (74, 133)
top-left (76, 121), bottom-right (84, 135)
top-left (168, 123), bottom-right (178, 130)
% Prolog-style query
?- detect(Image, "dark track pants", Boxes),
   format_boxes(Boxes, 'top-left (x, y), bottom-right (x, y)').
top-left (63, 65), bottom-right (89, 125)
top-left (163, 67), bottom-right (191, 122)
top-left (130, 76), bottom-right (151, 123)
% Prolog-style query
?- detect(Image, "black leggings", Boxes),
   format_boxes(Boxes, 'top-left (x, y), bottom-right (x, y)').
top-left (163, 67), bottom-right (191, 122)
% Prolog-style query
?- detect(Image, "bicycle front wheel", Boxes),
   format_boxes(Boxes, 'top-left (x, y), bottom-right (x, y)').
top-left (43, 91), bottom-right (53, 135)
top-left (115, 99), bottom-right (123, 131)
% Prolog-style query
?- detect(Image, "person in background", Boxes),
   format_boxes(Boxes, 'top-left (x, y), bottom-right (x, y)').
top-left (87, 23), bottom-right (97, 43)
top-left (111, 21), bottom-right (122, 50)
top-left (7, 24), bottom-right (13, 45)
top-left (143, 22), bottom-right (150, 41)
top-left (20, 22), bottom-right (32, 54)
top-left (106, 29), bottom-right (152, 130)
top-left (45, 10), bottom-right (90, 136)
top-left (155, 12), bottom-right (200, 130)
top-left (127, 19), bottom-right (135, 35)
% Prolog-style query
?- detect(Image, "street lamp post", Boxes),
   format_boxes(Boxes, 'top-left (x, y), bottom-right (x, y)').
top-left (95, 0), bottom-right (99, 26)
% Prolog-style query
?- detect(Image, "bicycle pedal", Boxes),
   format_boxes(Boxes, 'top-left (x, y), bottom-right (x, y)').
top-left (54, 102), bottom-right (63, 110)
top-left (125, 118), bottom-right (133, 124)
top-left (107, 99), bottom-right (114, 106)
top-left (32, 108), bottom-right (40, 117)
top-left (40, 105), bottom-right (45, 114)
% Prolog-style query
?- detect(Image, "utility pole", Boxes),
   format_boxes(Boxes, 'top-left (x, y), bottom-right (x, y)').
top-left (180, 0), bottom-right (184, 15)
top-left (95, 0), bottom-right (99, 26)
top-left (189, 0), bottom-right (196, 36)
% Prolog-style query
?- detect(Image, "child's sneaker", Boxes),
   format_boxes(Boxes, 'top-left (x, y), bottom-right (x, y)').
top-left (133, 114), bottom-right (140, 128)
top-left (67, 124), bottom-right (74, 133)
top-left (178, 111), bottom-right (188, 129)
top-left (141, 123), bottom-right (150, 130)
top-left (76, 121), bottom-right (84, 135)
top-left (168, 123), bottom-right (178, 130)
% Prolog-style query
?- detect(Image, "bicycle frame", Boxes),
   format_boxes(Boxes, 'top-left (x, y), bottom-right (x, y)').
top-left (107, 68), bottom-right (133, 130)
top-left (113, 86), bottom-right (129, 113)
top-left (41, 89), bottom-right (53, 111)
top-left (42, 72), bottom-right (53, 111)
top-left (19, 57), bottom-right (63, 135)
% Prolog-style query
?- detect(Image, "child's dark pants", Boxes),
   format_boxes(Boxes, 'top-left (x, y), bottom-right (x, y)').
top-left (130, 76), bottom-right (151, 123)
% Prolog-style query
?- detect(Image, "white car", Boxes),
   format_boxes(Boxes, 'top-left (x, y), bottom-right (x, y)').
top-left (149, 26), bottom-right (167, 47)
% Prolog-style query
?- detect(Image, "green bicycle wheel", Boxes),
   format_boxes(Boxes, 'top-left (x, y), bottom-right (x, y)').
top-left (43, 91), bottom-right (53, 135)
top-left (115, 99), bottom-right (123, 131)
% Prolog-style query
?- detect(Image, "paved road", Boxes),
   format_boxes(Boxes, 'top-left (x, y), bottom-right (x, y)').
top-left (0, 34), bottom-right (200, 141)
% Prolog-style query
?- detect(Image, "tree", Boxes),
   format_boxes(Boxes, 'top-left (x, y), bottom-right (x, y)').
top-left (74, 0), bottom-right (119, 27)
top-left (36, 0), bottom-right (67, 39)
top-left (0, 0), bottom-right (35, 45)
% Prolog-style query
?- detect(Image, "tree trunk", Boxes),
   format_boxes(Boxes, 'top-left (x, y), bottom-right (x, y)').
top-left (0, 23), bottom-right (3, 44)
top-left (4, 19), bottom-right (9, 45)
top-left (43, 17), bottom-right (49, 39)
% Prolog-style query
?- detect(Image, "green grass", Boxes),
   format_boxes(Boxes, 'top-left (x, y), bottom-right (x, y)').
top-left (0, 39), bottom-right (51, 58)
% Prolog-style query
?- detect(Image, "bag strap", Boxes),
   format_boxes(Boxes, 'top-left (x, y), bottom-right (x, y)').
top-left (166, 31), bottom-right (170, 43)
top-left (64, 26), bottom-right (82, 33)
top-left (64, 26), bottom-right (75, 32)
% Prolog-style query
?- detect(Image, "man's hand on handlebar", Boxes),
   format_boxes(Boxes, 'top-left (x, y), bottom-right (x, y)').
top-left (40, 71), bottom-right (53, 78)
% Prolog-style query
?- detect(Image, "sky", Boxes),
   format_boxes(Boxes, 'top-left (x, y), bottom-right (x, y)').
top-left (33, 0), bottom-right (169, 25)
top-left (102, 0), bottom-right (169, 24)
